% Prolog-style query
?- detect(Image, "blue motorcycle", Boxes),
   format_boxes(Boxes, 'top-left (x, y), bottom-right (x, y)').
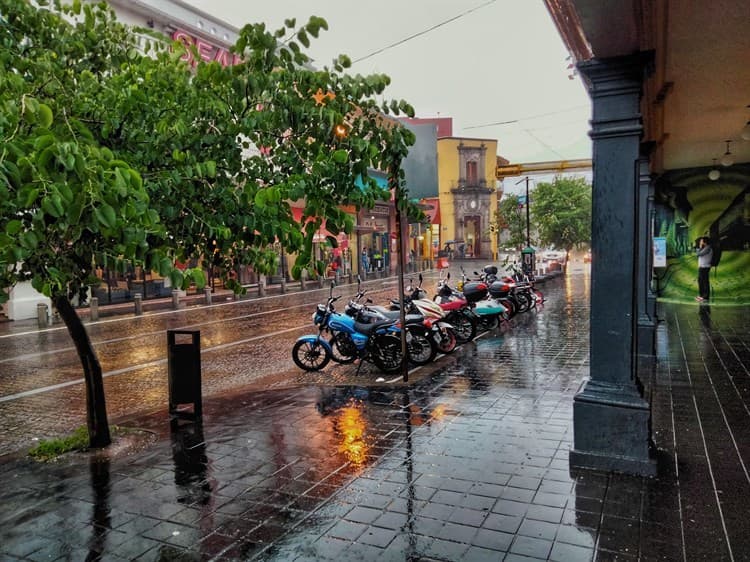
top-left (292, 283), bottom-right (404, 374)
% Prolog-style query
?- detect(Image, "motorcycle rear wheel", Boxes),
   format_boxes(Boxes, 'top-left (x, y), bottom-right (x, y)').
top-left (436, 327), bottom-right (457, 354)
top-left (370, 333), bottom-right (404, 374)
top-left (328, 332), bottom-right (357, 364)
top-left (478, 314), bottom-right (499, 331)
top-left (292, 339), bottom-right (331, 371)
top-left (406, 327), bottom-right (437, 366)
top-left (447, 310), bottom-right (477, 343)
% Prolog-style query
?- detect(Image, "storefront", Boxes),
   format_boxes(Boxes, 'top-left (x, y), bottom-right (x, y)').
top-left (357, 203), bottom-right (392, 273)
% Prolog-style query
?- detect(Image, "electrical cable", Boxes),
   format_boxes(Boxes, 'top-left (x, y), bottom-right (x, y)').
top-left (352, 0), bottom-right (497, 64)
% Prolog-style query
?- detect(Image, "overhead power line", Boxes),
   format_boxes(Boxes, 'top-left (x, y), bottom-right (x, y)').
top-left (464, 105), bottom-right (590, 130)
top-left (352, 0), bottom-right (498, 64)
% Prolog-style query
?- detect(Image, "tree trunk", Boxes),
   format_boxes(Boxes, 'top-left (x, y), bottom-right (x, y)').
top-left (54, 295), bottom-right (111, 448)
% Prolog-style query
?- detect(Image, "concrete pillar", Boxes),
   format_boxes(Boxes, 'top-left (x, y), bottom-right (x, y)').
top-left (171, 290), bottom-right (180, 310)
top-left (204, 287), bottom-right (212, 305)
top-left (37, 303), bottom-right (49, 329)
top-left (134, 293), bottom-right (143, 316)
top-left (280, 276), bottom-right (287, 294)
top-left (570, 53), bottom-right (656, 476)
top-left (90, 297), bottom-right (99, 321)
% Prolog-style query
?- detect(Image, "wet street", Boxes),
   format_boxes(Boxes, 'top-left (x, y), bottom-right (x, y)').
top-left (0, 276), bottom-right (415, 456)
top-left (2, 265), bottom-right (750, 561)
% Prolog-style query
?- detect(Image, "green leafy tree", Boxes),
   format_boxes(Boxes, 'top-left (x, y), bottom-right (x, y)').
top-left (0, 0), bottom-right (170, 447)
top-left (1, 1), bottom-right (416, 447)
top-left (531, 176), bottom-right (592, 264)
top-left (494, 194), bottom-right (528, 250)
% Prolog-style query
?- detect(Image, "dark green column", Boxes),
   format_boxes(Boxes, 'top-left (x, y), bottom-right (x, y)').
top-left (570, 53), bottom-right (657, 476)
top-left (637, 147), bottom-right (656, 356)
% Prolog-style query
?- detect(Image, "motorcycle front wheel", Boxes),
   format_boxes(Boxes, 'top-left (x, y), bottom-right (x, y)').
top-left (370, 333), bottom-right (404, 374)
top-left (291, 339), bottom-right (331, 371)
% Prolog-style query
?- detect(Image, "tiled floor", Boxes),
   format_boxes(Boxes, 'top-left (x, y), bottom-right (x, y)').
top-left (1, 271), bottom-right (749, 561)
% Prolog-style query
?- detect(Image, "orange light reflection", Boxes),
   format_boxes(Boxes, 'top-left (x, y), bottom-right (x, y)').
top-left (334, 402), bottom-right (370, 466)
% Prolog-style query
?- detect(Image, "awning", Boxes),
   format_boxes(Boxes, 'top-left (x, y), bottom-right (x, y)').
top-left (421, 197), bottom-right (441, 224)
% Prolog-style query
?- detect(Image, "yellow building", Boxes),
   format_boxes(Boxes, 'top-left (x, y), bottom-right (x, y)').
top-left (437, 137), bottom-right (502, 260)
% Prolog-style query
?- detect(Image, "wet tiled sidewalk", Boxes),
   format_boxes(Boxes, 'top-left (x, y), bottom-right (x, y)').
top-left (1, 272), bottom-right (749, 561)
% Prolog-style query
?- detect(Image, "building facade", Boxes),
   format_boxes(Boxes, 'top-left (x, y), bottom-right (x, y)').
top-left (437, 137), bottom-right (502, 260)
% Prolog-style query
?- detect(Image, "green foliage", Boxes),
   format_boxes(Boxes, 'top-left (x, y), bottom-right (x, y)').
top-left (0, 0), bottom-right (161, 304)
top-left (495, 195), bottom-right (528, 250)
top-left (28, 426), bottom-right (90, 461)
top-left (0, 0), bottom-right (416, 292)
top-left (530, 176), bottom-right (592, 252)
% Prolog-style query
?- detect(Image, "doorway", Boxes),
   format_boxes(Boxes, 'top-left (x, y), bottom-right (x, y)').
top-left (463, 216), bottom-right (480, 258)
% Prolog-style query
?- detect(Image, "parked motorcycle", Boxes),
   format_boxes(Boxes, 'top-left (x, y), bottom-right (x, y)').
top-left (343, 284), bottom-right (438, 366)
top-left (292, 283), bottom-right (404, 374)
top-left (434, 271), bottom-right (478, 342)
top-left (456, 267), bottom-right (507, 331)
top-left (376, 275), bottom-right (458, 355)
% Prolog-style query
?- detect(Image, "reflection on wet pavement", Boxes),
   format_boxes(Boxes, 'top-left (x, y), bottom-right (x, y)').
top-left (1, 269), bottom-right (749, 560)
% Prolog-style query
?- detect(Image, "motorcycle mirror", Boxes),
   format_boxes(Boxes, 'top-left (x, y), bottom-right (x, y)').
top-left (418, 273), bottom-right (423, 284)
top-left (447, 272), bottom-right (451, 280)
top-left (366, 298), bottom-right (372, 304)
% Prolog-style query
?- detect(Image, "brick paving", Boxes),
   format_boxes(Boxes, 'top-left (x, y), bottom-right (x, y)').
top-left (1, 269), bottom-right (749, 560)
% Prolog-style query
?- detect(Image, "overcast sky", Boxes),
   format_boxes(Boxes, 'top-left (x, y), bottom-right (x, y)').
top-left (183, 0), bottom-right (592, 164)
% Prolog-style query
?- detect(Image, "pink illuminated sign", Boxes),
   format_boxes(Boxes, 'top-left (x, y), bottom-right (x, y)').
top-left (171, 29), bottom-right (241, 67)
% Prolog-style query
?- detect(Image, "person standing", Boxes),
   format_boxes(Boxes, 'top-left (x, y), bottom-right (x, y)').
top-left (361, 248), bottom-right (369, 274)
top-left (695, 236), bottom-right (713, 302)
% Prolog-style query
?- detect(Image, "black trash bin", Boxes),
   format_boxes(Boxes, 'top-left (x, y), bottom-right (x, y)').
top-left (167, 330), bottom-right (202, 420)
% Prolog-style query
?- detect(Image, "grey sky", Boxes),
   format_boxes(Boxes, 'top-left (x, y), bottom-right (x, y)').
top-left (183, 0), bottom-right (591, 164)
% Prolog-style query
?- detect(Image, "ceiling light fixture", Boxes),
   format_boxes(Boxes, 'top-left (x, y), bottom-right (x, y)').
top-left (708, 159), bottom-right (721, 181)
top-left (720, 140), bottom-right (734, 167)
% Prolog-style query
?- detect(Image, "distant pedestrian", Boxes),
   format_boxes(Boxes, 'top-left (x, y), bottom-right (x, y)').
top-left (361, 248), bottom-right (369, 273)
top-left (695, 236), bottom-right (712, 302)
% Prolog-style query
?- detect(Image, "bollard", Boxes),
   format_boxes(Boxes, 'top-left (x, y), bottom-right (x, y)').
top-left (348, 272), bottom-right (354, 285)
top-left (134, 293), bottom-right (143, 316)
top-left (319, 276), bottom-right (325, 289)
top-left (300, 271), bottom-right (306, 291)
top-left (258, 277), bottom-right (266, 297)
top-left (37, 303), bottom-right (48, 329)
top-left (167, 330), bottom-right (202, 420)
top-left (361, 269), bottom-right (367, 282)
top-left (90, 297), bottom-right (99, 321)
top-left (171, 290), bottom-right (180, 310)
top-left (335, 270), bottom-right (341, 285)
top-left (280, 276), bottom-right (286, 294)
top-left (204, 287), bottom-right (212, 305)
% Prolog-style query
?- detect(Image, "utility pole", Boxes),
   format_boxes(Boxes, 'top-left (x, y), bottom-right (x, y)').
top-left (515, 176), bottom-right (531, 247)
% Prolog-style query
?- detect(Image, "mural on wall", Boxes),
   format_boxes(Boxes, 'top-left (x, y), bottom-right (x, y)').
top-left (654, 164), bottom-right (750, 304)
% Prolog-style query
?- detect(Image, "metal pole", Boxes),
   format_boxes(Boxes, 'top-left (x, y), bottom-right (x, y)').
top-left (391, 165), bottom-right (409, 383)
top-left (525, 176), bottom-right (531, 247)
